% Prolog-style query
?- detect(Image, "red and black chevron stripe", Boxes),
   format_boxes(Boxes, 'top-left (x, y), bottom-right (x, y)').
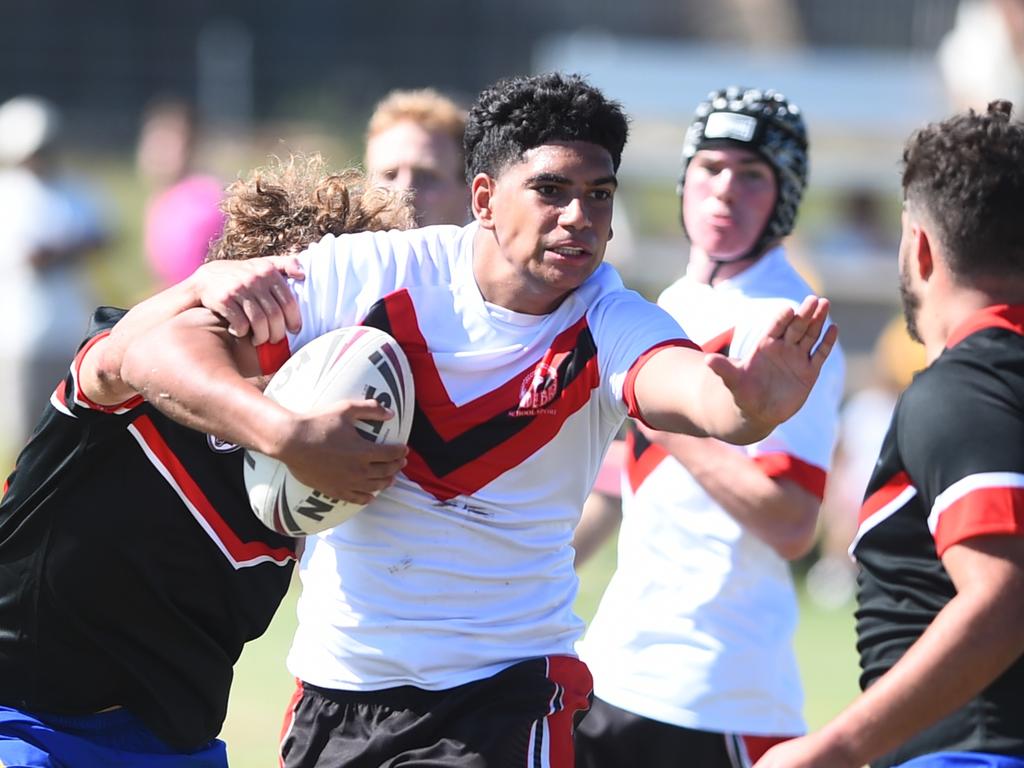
top-left (362, 290), bottom-right (600, 501)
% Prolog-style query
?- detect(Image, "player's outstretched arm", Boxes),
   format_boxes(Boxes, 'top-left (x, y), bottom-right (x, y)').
top-left (120, 308), bottom-right (406, 505)
top-left (633, 296), bottom-right (836, 445)
top-left (79, 256), bottom-right (304, 407)
top-left (754, 535), bottom-right (1024, 768)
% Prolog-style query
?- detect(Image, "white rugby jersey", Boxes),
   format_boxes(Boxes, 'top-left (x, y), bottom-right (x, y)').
top-left (579, 247), bottom-right (845, 735)
top-left (259, 223), bottom-right (692, 691)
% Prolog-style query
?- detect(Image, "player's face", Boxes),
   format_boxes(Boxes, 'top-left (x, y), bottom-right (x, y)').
top-left (472, 141), bottom-right (617, 315)
top-left (682, 147), bottom-right (777, 260)
top-left (366, 120), bottom-right (470, 227)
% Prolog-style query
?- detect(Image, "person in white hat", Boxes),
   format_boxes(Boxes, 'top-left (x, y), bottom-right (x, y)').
top-left (0, 94), bottom-right (110, 451)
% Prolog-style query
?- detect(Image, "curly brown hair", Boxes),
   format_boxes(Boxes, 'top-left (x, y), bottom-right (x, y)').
top-left (903, 100), bottom-right (1024, 279)
top-left (207, 154), bottom-right (414, 262)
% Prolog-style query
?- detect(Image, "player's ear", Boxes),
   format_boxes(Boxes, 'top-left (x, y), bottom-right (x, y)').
top-left (472, 173), bottom-right (497, 230)
top-left (913, 220), bottom-right (935, 281)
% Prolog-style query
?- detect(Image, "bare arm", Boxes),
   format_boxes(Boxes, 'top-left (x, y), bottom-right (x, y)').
top-left (120, 307), bottom-right (407, 504)
top-left (632, 296), bottom-right (837, 444)
top-left (79, 256), bottom-right (304, 406)
top-left (574, 491), bottom-right (623, 567)
top-left (754, 535), bottom-right (1024, 768)
top-left (637, 424), bottom-right (819, 560)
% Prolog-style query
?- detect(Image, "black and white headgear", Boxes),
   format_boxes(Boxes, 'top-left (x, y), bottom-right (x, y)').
top-left (678, 86), bottom-right (808, 262)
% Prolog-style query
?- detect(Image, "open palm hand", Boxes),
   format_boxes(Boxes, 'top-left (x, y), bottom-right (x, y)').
top-left (706, 296), bottom-right (837, 433)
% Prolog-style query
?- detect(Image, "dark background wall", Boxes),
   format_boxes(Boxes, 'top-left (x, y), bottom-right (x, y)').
top-left (0, 0), bottom-right (959, 147)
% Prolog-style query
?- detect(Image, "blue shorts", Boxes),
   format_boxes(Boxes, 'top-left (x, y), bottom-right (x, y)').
top-left (897, 753), bottom-right (1024, 767)
top-left (0, 705), bottom-right (228, 768)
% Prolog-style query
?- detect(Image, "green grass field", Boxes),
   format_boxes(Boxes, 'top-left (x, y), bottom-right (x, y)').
top-left (220, 539), bottom-right (861, 766)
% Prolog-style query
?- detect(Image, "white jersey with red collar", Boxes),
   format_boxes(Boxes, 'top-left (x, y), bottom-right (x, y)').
top-left (263, 222), bottom-right (692, 691)
top-left (579, 246), bottom-right (845, 735)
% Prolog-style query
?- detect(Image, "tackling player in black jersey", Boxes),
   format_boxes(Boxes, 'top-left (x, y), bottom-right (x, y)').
top-left (756, 103), bottom-right (1024, 768)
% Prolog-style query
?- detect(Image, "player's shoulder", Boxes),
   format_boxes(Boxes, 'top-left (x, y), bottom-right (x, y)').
top-left (296, 223), bottom-right (470, 284)
top-left (915, 335), bottom-right (1024, 400)
top-left (306, 222), bottom-right (466, 259)
top-left (88, 306), bottom-right (128, 337)
top-left (736, 247), bottom-right (817, 303)
top-left (896, 350), bottom-right (990, 433)
top-left (581, 264), bottom-right (662, 321)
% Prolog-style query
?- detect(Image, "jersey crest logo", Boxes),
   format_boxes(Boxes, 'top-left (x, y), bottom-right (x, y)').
top-left (207, 434), bottom-right (241, 453)
top-left (513, 363), bottom-right (560, 415)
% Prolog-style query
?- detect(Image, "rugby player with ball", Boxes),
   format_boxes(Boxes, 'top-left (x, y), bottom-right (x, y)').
top-left (121, 72), bottom-right (837, 768)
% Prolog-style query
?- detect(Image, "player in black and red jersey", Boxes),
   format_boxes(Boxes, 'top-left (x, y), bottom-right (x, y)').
top-left (757, 102), bottom-right (1024, 768)
top-left (0, 157), bottom-right (411, 767)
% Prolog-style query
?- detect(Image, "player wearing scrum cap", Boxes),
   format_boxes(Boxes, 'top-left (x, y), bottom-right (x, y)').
top-left (574, 87), bottom-right (845, 768)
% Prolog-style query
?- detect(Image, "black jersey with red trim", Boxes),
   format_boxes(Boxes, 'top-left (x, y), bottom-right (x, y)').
top-left (852, 305), bottom-right (1024, 766)
top-left (0, 307), bottom-right (296, 751)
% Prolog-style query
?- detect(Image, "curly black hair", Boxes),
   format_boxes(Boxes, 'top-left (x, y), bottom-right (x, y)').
top-left (464, 72), bottom-right (629, 180)
top-left (903, 100), bottom-right (1024, 279)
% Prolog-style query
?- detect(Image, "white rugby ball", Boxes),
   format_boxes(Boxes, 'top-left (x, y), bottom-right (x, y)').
top-left (244, 326), bottom-right (414, 536)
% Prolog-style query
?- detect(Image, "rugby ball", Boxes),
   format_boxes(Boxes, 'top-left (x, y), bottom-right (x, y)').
top-left (243, 326), bottom-right (414, 536)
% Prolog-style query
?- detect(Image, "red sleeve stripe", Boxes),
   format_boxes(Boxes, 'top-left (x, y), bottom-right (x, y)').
top-left (68, 332), bottom-right (144, 414)
top-left (50, 380), bottom-right (74, 418)
top-left (849, 471), bottom-right (917, 557)
top-left (700, 327), bottom-right (735, 354)
top-left (929, 472), bottom-right (1024, 556)
top-left (127, 415), bottom-right (295, 569)
top-left (622, 339), bottom-right (700, 427)
top-left (752, 452), bottom-right (828, 500)
top-left (258, 338), bottom-right (292, 375)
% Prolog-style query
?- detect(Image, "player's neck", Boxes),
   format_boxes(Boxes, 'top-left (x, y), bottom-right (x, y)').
top-left (686, 247), bottom-right (760, 286)
top-left (924, 277), bottom-right (1024, 362)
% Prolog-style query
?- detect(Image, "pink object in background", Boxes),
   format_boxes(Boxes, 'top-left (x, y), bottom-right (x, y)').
top-left (144, 174), bottom-right (225, 287)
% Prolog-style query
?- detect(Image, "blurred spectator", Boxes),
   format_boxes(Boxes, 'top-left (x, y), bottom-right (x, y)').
top-left (815, 187), bottom-right (899, 262)
top-left (136, 97), bottom-right (225, 288)
top-left (806, 314), bottom-right (926, 609)
top-left (938, 0), bottom-right (1024, 110)
top-left (364, 88), bottom-right (470, 226)
top-left (0, 95), bottom-right (110, 449)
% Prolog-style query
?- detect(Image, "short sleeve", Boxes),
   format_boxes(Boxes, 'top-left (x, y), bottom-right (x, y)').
top-left (256, 227), bottom-right (456, 374)
top-left (52, 306), bottom-right (146, 422)
top-left (898, 359), bottom-right (1024, 556)
top-left (586, 287), bottom-right (694, 421)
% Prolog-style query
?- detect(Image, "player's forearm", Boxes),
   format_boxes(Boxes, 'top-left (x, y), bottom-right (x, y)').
top-left (808, 583), bottom-right (1024, 767)
top-left (658, 435), bottom-right (818, 559)
top-left (121, 308), bottom-right (294, 456)
top-left (694, 364), bottom-right (777, 443)
top-left (635, 348), bottom-right (774, 444)
top-left (81, 275), bottom-right (210, 405)
top-left (648, 363), bottom-right (774, 443)
top-left (573, 492), bottom-right (622, 567)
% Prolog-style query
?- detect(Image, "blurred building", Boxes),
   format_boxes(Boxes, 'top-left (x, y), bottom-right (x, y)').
top-left (0, 0), bottom-right (970, 386)
top-left (1, 0), bottom-right (959, 147)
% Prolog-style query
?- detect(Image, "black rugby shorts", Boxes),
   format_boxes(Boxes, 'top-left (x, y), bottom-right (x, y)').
top-left (280, 655), bottom-right (592, 768)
